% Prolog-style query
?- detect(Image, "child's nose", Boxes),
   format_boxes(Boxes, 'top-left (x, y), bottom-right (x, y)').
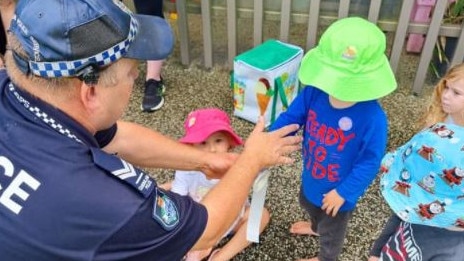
top-left (208, 145), bottom-right (216, 153)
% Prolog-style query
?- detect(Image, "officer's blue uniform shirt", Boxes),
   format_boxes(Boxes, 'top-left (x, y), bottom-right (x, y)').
top-left (380, 123), bottom-right (464, 230)
top-left (0, 70), bottom-right (208, 261)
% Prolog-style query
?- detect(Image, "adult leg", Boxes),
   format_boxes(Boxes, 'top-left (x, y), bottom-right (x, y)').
top-left (133, 0), bottom-right (167, 112)
top-left (133, 0), bottom-right (164, 17)
top-left (133, 0), bottom-right (164, 82)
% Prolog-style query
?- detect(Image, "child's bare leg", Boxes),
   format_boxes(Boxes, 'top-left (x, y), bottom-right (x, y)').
top-left (289, 221), bottom-right (319, 236)
top-left (184, 247), bottom-right (212, 261)
top-left (297, 258), bottom-right (319, 261)
top-left (209, 207), bottom-right (270, 261)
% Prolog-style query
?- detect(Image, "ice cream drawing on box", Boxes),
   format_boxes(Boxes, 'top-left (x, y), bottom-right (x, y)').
top-left (254, 78), bottom-right (273, 116)
top-left (233, 72), bottom-right (298, 116)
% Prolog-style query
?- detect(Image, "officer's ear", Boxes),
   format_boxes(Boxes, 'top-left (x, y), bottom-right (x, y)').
top-left (77, 64), bottom-right (101, 112)
top-left (79, 80), bottom-right (98, 111)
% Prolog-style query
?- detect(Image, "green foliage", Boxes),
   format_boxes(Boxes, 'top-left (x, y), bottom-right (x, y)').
top-left (431, 0), bottom-right (464, 78)
top-left (445, 0), bottom-right (464, 24)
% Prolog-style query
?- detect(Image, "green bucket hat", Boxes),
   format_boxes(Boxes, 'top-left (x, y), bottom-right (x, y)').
top-left (298, 17), bottom-right (397, 102)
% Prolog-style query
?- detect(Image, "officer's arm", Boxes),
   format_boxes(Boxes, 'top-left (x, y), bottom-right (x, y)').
top-left (101, 120), bottom-right (237, 179)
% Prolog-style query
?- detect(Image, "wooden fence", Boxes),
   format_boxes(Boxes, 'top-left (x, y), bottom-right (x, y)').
top-left (161, 0), bottom-right (464, 95)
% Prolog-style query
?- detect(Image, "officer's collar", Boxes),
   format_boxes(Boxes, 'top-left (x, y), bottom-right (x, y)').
top-left (7, 82), bottom-right (99, 147)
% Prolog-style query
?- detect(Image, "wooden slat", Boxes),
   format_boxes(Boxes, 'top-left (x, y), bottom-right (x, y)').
top-left (450, 23), bottom-right (464, 68)
top-left (227, 0), bottom-right (237, 69)
top-left (338, 0), bottom-right (350, 18)
top-left (253, 0), bottom-right (264, 46)
top-left (389, 0), bottom-right (415, 73)
top-left (175, 0), bottom-right (190, 66)
top-left (305, 0), bottom-right (321, 51)
top-left (367, 0), bottom-right (381, 23)
top-left (279, 0), bottom-right (292, 42)
top-left (201, 0), bottom-right (213, 68)
top-left (412, 0), bottom-right (448, 95)
top-left (173, 0), bottom-right (464, 96)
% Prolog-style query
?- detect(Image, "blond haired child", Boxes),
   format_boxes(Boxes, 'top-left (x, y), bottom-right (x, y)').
top-left (368, 123), bottom-right (464, 261)
top-left (172, 108), bottom-right (270, 261)
top-left (418, 63), bottom-right (464, 128)
top-left (369, 63), bottom-right (464, 261)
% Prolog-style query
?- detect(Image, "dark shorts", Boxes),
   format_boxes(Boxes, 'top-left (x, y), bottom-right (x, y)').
top-left (299, 189), bottom-right (353, 261)
top-left (370, 215), bottom-right (464, 261)
top-left (0, 13), bottom-right (6, 55)
top-left (133, 0), bottom-right (164, 18)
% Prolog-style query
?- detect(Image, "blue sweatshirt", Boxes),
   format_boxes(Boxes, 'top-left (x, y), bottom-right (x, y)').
top-left (270, 86), bottom-right (388, 211)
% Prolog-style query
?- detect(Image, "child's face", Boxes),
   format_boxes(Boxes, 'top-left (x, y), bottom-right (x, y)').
top-left (192, 131), bottom-right (232, 153)
top-left (442, 77), bottom-right (464, 117)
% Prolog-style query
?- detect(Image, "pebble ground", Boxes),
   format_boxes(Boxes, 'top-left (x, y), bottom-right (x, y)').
top-left (121, 13), bottom-right (436, 261)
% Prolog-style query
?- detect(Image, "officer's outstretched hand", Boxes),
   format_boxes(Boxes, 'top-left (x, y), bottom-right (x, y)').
top-left (243, 116), bottom-right (301, 168)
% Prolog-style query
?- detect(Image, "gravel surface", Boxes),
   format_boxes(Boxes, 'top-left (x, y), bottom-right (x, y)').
top-left (121, 14), bottom-right (437, 261)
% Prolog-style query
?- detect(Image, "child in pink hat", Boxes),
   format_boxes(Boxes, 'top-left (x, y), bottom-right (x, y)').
top-left (171, 108), bottom-right (270, 261)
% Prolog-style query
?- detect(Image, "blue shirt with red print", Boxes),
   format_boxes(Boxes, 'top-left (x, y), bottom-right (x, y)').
top-left (270, 86), bottom-right (388, 211)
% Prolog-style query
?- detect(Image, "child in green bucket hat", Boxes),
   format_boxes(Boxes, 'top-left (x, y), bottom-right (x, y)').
top-left (269, 17), bottom-right (397, 261)
top-left (298, 17), bottom-right (397, 102)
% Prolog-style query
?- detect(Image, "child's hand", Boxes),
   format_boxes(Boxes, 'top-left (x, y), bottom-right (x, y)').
top-left (321, 189), bottom-right (345, 217)
top-left (367, 256), bottom-right (379, 261)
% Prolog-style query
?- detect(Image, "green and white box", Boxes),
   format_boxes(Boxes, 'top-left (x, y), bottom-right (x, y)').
top-left (232, 39), bottom-right (303, 127)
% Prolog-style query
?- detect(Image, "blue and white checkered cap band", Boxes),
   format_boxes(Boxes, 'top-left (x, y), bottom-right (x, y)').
top-left (28, 14), bottom-right (138, 78)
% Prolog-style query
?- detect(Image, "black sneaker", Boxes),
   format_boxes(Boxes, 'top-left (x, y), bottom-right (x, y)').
top-left (141, 78), bottom-right (165, 112)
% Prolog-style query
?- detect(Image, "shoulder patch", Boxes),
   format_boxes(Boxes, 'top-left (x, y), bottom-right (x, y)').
top-left (153, 189), bottom-right (179, 231)
top-left (90, 147), bottom-right (155, 198)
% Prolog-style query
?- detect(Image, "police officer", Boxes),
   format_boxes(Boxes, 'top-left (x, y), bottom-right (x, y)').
top-left (0, 0), bottom-right (301, 260)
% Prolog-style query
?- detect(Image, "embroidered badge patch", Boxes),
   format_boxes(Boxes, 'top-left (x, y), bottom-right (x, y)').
top-left (153, 190), bottom-right (179, 231)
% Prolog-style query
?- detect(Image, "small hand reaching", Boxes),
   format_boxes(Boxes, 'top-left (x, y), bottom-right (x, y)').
top-left (321, 189), bottom-right (345, 217)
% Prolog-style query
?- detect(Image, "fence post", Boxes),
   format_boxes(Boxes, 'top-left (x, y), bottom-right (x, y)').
top-left (412, 0), bottom-right (448, 95)
top-left (174, 0), bottom-right (190, 66)
top-left (227, 0), bottom-right (237, 69)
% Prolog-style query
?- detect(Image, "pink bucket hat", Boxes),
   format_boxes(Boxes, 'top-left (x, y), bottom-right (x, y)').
top-left (179, 108), bottom-right (243, 146)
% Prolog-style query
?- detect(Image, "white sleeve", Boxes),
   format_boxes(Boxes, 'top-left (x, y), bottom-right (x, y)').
top-left (171, 170), bottom-right (190, 196)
